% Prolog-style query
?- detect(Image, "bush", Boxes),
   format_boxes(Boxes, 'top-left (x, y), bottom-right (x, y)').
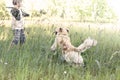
top-left (0, 2), bottom-right (10, 19)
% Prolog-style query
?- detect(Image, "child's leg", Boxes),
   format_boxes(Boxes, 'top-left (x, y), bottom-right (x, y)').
top-left (11, 29), bottom-right (21, 46)
top-left (20, 29), bottom-right (26, 45)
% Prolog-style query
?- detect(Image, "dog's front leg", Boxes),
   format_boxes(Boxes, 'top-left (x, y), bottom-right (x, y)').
top-left (51, 38), bottom-right (57, 51)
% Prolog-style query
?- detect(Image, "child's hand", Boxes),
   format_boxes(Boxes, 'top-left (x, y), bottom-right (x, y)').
top-left (22, 10), bottom-right (30, 17)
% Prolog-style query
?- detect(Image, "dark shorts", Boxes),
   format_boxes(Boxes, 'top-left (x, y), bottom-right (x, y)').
top-left (12, 29), bottom-right (26, 45)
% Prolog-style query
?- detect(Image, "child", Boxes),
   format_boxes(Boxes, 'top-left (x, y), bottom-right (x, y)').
top-left (10, 0), bottom-right (29, 47)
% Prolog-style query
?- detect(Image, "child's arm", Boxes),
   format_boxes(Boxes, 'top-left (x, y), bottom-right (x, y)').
top-left (11, 8), bottom-right (21, 20)
top-left (21, 10), bottom-right (29, 17)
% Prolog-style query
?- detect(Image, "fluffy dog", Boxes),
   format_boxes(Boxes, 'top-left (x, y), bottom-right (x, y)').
top-left (51, 27), bottom-right (97, 66)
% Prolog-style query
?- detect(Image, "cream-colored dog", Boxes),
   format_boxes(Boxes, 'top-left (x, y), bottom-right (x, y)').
top-left (51, 27), bottom-right (97, 66)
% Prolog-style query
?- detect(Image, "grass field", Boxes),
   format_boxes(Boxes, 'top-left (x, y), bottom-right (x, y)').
top-left (0, 22), bottom-right (120, 80)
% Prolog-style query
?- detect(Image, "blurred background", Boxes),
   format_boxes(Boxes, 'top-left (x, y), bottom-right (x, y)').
top-left (0, 0), bottom-right (120, 23)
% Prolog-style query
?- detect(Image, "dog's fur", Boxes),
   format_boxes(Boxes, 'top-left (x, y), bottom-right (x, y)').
top-left (51, 27), bottom-right (97, 66)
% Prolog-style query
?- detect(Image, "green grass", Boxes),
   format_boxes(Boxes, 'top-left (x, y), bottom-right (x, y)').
top-left (0, 23), bottom-right (120, 80)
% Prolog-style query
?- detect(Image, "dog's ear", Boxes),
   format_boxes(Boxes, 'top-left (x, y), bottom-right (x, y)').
top-left (59, 27), bottom-right (63, 32)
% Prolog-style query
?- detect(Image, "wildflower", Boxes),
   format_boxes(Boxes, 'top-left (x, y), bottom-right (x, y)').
top-left (63, 71), bottom-right (67, 74)
top-left (4, 62), bottom-right (8, 65)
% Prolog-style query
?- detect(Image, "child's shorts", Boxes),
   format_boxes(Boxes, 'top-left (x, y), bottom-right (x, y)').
top-left (12, 29), bottom-right (26, 45)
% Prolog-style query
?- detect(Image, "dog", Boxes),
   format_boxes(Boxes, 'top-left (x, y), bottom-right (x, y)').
top-left (51, 27), bottom-right (97, 66)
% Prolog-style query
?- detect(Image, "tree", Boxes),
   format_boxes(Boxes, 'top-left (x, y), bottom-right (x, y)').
top-left (0, 1), bottom-right (10, 19)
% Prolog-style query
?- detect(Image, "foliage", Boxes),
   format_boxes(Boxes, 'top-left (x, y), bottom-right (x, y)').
top-left (0, 1), bottom-right (10, 19)
top-left (31, 10), bottom-right (41, 17)
top-left (0, 0), bottom-right (118, 22)
top-left (0, 23), bottom-right (120, 80)
top-left (40, 0), bottom-right (117, 22)
top-left (91, 0), bottom-right (117, 21)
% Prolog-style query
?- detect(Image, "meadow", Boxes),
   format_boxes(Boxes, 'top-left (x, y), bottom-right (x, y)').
top-left (0, 21), bottom-right (120, 80)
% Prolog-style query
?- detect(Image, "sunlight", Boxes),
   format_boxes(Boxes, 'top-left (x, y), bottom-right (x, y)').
top-left (23, 0), bottom-right (48, 11)
top-left (107, 0), bottom-right (120, 22)
top-left (5, 0), bottom-right (120, 22)
top-left (5, 0), bottom-right (48, 12)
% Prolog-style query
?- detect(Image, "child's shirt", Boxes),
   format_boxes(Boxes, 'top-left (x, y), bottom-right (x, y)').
top-left (11, 8), bottom-right (24, 30)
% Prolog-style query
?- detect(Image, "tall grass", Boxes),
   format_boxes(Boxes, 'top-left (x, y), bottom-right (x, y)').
top-left (0, 23), bottom-right (120, 80)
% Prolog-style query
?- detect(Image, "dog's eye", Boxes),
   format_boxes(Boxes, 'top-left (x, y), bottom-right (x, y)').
top-left (66, 29), bottom-right (69, 33)
top-left (55, 31), bottom-right (57, 35)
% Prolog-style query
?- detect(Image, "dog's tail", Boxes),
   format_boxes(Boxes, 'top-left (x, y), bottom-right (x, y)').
top-left (76, 37), bottom-right (97, 53)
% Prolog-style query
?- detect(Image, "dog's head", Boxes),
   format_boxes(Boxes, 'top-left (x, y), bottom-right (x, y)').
top-left (54, 27), bottom-right (69, 36)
